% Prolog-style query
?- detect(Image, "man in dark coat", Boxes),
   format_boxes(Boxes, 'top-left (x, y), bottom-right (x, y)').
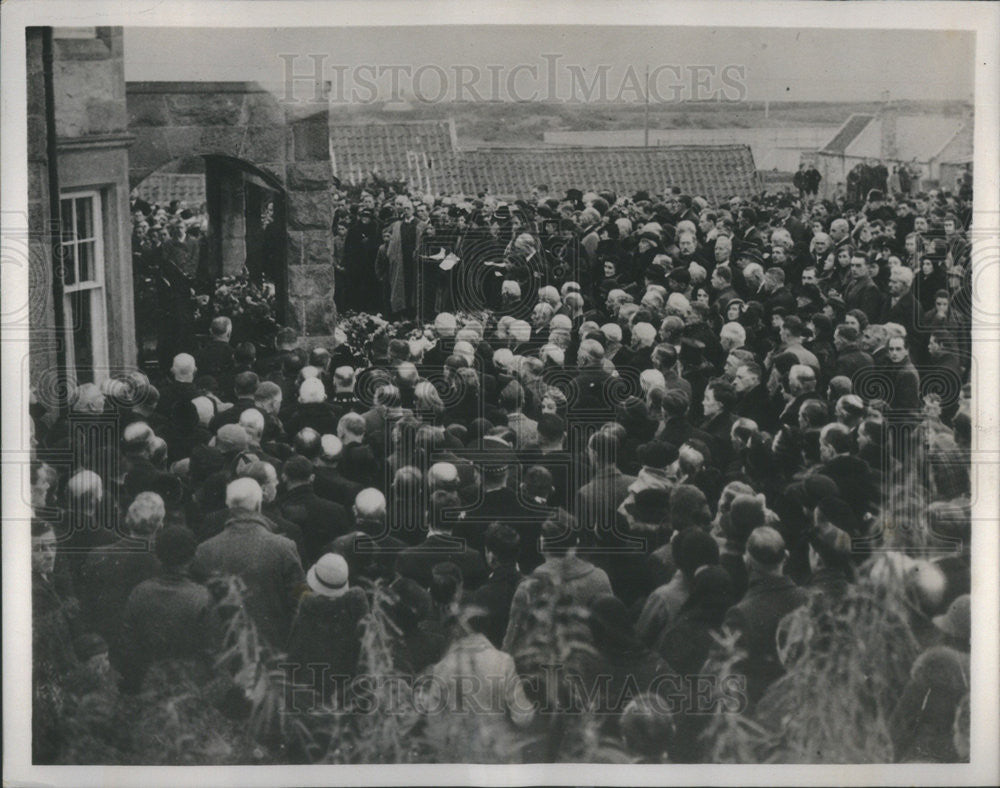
top-left (468, 523), bottom-right (524, 648)
top-left (277, 455), bottom-right (354, 567)
top-left (78, 492), bottom-right (164, 645)
top-left (196, 317), bottom-right (237, 398)
top-left (718, 526), bottom-right (808, 708)
top-left (700, 378), bottom-right (738, 470)
top-left (732, 361), bottom-right (775, 432)
top-left (209, 371), bottom-right (261, 431)
top-left (116, 525), bottom-right (219, 692)
top-left (395, 491), bottom-right (488, 591)
top-left (843, 254), bottom-right (883, 323)
top-left (884, 336), bottom-right (921, 425)
top-left (880, 267), bottom-right (921, 349)
top-left (832, 324), bottom-right (875, 381)
top-left (282, 377), bottom-right (341, 438)
top-left (575, 430), bottom-right (637, 544)
top-left (192, 478), bottom-right (305, 646)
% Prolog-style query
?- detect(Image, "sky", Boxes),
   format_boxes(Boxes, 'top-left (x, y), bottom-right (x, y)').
top-left (123, 26), bottom-right (975, 104)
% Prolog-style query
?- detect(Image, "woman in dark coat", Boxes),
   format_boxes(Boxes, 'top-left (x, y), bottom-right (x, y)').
top-left (914, 255), bottom-right (948, 314)
top-left (286, 553), bottom-right (370, 702)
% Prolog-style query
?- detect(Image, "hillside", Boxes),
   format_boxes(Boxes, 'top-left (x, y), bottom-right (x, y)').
top-left (328, 99), bottom-right (973, 147)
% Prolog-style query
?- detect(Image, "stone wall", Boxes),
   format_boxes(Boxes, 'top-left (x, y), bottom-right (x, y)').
top-left (126, 82), bottom-right (336, 337)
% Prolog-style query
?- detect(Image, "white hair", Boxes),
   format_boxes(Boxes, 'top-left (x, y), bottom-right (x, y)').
top-left (890, 266), bottom-right (914, 287)
top-left (226, 477), bottom-right (262, 511)
top-left (509, 320), bottom-right (531, 343)
top-left (125, 492), bottom-right (165, 535)
top-left (298, 377), bottom-right (326, 404)
top-left (171, 353), bottom-right (196, 381)
top-left (632, 322), bottom-right (657, 346)
top-left (600, 323), bottom-right (623, 343)
top-left (721, 321), bottom-right (747, 346)
top-left (640, 368), bottom-right (666, 394)
top-left (354, 487), bottom-right (386, 519)
top-left (493, 348), bottom-right (515, 371)
top-left (191, 396), bottom-right (215, 427)
top-left (238, 408), bottom-right (265, 441)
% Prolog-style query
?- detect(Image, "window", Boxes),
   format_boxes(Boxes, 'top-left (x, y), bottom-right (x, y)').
top-left (60, 191), bottom-right (108, 385)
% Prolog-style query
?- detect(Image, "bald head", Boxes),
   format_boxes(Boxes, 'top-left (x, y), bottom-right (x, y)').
top-left (354, 488), bottom-right (387, 523)
top-left (428, 461), bottom-right (459, 491)
top-left (171, 353), bottom-right (196, 382)
top-left (298, 377), bottom-right (326, 404)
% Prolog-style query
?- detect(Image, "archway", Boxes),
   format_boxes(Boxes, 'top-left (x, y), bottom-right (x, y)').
top-left (131, 154), bottom-right (288, 367)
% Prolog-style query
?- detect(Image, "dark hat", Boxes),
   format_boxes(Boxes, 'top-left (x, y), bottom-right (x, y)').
top-left (637, 440), bottom-right (678, 469)
top-left (736, 247), bottom-right (764, 264)
top-left (155, 525), bottom-right (198, 567)
top-left (668, 267), bottom-right (691, 286)
top-left (867, 189), bottom-right (884, 202)
top-left (632, 190), bottom-right (651, 203)
top-left (565, 188), bottom-right (584, 203)
top-left (776, 194), bottom-right (794, 209)
top-left (772, 350), bottom-right (800, 376)
top-left (631, 487), bottom-right (672, 524)
top-left (816, 496), bottom-right (861, 537)
top-left (782, 315), bottom-right (805, 336)
top-left (802, 473), bottom-right (840, 506)
top-left (480, 436), bottom-right (516, 475)
top-left (638, 230), bottom-right (661, 244)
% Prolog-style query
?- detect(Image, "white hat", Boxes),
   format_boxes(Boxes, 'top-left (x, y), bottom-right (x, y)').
top-left (306, 553), bottom-right (350, 598)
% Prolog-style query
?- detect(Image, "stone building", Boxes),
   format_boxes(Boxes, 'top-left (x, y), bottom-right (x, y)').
top-left (27, 27), bottom-right (338, 402)
top-left (26, 26), bottom-right (137, 392)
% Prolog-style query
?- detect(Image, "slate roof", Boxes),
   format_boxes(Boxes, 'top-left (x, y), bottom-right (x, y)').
top-left (329, 120), bottom-right (761, 200)
top-left (820, 114), bottom-right (875, 155)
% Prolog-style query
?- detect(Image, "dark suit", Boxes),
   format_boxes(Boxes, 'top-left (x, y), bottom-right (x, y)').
top-left (843, 276), bottom-right (883, 322)
top-left (834, 344), bottom-right (875, 381)
top-left (196, 340), bottom-right (236, 395)
top-left (574, 466), bottom-right (636, 539)
top-left (468, 562), bottom-right (523, 648)
top-left (733, 383), bottom-right (774, 432)
top-left (209, 396), bottom-right (256, 432)
top-left (313, 464), bottom-right (364, 509)
top-left (277, 484), bottom-right (354, 566)
top-left (395, 533), bottom-right (488, 591)
top-left (721, 572), bottom-right (808, 706)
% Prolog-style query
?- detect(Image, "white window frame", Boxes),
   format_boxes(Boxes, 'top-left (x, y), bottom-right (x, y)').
top-left (60, 190), bottom-right (109, 385)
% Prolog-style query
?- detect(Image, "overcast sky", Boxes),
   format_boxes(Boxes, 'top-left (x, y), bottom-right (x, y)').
top-left (123, 26), bottom-right (975, 104)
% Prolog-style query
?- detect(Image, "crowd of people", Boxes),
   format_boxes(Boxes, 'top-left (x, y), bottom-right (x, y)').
top-left (31, 164), bottom-right (973, 763)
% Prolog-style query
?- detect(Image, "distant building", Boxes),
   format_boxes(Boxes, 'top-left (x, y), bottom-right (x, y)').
top-left (814, 107), bottom-right (973, 197)
top-left (542, 127), bottom-right (837, 172)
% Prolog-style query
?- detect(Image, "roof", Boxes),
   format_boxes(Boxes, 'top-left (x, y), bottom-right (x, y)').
top-left (894, 116), bottom-right (968, 162)
top-left (820, 114), bottom-right (875, 155)
top-left (456, 145), bottom-right (760, 201)
top-left (329, 120), bottom-right (760, 200)
top-left (329, 119), bottom-right (463, 190)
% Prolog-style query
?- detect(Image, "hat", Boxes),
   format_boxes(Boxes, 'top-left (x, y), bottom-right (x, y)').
top-left (155, 525), bottom-right (198, 568)
top-left (638, 230), bottom-right (661, 244)
top-left (668, 267), bottom-right (691, 286)
top-left (480, 436), bottom-right (516, 475)
top-left (307, 553), bottom-right (350, 598)
top-left (802, 474), bottom-right (840, 506)
top-left (213, 424), bottom-right (250, 455)
top-left (932, 594), bottom-right (970, 642)
top-left (630, 487), bottom-right (672, 524)
top-left (637, 440), bottom-right (678, 469)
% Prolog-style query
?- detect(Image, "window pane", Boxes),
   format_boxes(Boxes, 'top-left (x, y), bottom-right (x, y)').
top-left (77, 241), bottom-right (95, 283)
top-left (75, 197), bottom-right (94, 241)
top-left (68, 290), bottom-right (95, 384)
top-left (61, 244), bottom-right (77, 286)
